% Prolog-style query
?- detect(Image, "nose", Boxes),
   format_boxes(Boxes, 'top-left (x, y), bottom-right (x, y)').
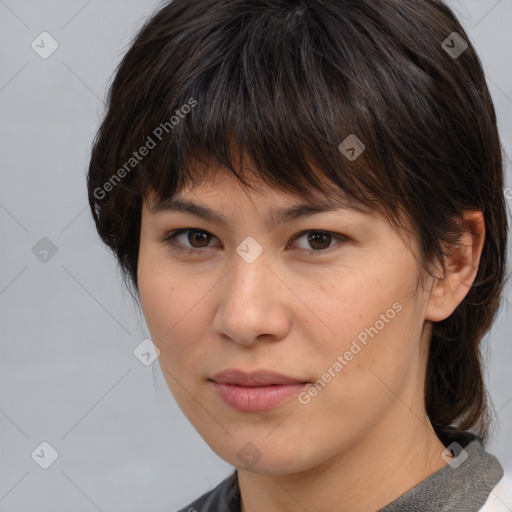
top-left (212, 247), bottom-right (291, 346)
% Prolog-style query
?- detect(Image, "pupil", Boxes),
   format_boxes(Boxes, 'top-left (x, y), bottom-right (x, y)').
top-left (190, 230), bottom-right (210, 247)
top-left (186, 231), bottom-right (331, 250)
top-left (309, 232), bottom-right (330, 250)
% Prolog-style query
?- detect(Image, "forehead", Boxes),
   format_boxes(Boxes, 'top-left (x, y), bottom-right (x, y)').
top-left (145, 161), bottom-right (374, 212)
top-left (144, 170), bottom-right (375, 230)
top-left (140, 166), bottom-right (419, 256)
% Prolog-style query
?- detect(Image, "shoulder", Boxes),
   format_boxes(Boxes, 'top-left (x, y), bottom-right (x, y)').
top-left (176, 470), bottom-right (240, 512)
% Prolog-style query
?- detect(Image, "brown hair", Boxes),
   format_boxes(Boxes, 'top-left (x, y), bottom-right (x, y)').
top-left (87, 0), bottom-right (509, 445)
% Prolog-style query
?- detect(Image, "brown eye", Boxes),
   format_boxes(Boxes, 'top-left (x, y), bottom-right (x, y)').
top-left (187, 230), bottom-right (211, 248)
top-left (306, 232), bottom-right (332, 250)
top-left (162, 228), bottom-right (345, 256)
top-left (161, 228), bottom-right (217, 251)
top-left (291, 231), bottom-right (342, 252)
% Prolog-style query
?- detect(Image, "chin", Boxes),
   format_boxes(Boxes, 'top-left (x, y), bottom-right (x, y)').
top-left (207, 437), bottom-right (316, 475)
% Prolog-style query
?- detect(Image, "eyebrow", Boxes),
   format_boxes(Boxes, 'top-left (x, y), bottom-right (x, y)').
top-left (148, 194), bottom-right (371, 228)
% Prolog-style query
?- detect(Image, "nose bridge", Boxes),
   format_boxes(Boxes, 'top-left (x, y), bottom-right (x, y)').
top-left (227, 240), bottom-right (272, 307)
top-left (214, 240), bottom-right (289, 344)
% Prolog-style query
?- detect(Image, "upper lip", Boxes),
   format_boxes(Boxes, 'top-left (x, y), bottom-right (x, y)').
top-left (210, 368), bottom-right (308, 387)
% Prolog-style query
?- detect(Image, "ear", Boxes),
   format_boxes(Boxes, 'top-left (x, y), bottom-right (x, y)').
top-left (426, 210), bottom-right (485, 322)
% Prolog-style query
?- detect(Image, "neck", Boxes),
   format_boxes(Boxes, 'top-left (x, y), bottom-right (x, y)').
top-left (238, 404), bottom-right (448, 512)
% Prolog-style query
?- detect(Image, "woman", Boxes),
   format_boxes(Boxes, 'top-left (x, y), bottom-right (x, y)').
top-left (87, 0), bottom-right (509, 510)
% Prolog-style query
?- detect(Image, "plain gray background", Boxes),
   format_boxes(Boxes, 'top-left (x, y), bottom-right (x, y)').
top-left (1, 1), bottom-right (511, 511)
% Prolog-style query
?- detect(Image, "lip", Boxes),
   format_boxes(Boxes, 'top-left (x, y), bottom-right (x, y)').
top-left (209, 368), bottom-right (309, 412)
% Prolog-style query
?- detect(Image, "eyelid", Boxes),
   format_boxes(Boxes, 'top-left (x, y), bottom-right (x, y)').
top-left (159, 228), bottom-right (219, 253)
top-left (160, 228), bottom-right (347, 255)
top-left (289, 230), bottom-right (346, 255)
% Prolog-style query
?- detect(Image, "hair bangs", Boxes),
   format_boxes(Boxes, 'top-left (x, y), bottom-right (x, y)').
top-left (132, 2), bottom-right (401, 229)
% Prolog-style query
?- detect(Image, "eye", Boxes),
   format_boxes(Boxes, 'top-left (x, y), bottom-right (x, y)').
top-left (160, 228), bottom-right (219, 252)
top-left (289, 230), bottom-right (344, 254)
top-left (160, 228), bottom-right (346, 255)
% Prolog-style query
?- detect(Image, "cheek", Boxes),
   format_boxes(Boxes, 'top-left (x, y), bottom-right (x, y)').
top-left (312, 269), bottom-right (404, 349)
top-left (138, 260), bottom-right (170, 337)
top-left (138, 246), bottom-right (187, 334)
top-left (137, 254), bottom-right (214, 371)
top-left (137, 262), bottom-right (203, 409)
top-left (310, 251), bottom-right (423, 382)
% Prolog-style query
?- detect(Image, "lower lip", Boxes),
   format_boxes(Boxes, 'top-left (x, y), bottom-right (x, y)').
top-left (210, 381), bottom-right (308, 412)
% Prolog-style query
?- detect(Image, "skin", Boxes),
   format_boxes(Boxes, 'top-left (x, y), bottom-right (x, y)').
top-left (137, 162), bottom-right (485, 512)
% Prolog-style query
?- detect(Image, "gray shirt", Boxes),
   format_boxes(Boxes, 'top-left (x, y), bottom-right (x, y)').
top-left (176, 430), bottom-right (504, 511)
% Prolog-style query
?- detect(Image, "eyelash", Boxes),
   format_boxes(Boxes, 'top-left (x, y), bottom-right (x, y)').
top-left (159, 228), bottom-right (346, 257)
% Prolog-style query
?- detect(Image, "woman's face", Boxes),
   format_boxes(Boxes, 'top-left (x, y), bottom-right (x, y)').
top-left (137, 166), bottom-right (436, 475)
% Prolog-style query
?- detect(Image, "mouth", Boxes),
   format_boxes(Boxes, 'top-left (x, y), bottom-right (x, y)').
top-left (208, 368), bottom-right (310, 411)
top-left (210, 368), bottom-right (309, 386)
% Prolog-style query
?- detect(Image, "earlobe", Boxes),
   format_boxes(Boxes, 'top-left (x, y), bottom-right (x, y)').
top-left (426, 210), bottom-right (485, 323)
